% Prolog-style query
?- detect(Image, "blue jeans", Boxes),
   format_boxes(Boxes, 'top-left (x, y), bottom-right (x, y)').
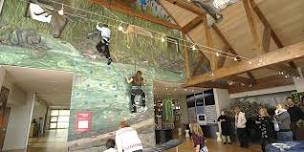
top-left (277, 131), bottom-right (293, 142)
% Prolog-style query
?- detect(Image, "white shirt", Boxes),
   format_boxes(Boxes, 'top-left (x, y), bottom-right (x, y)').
top-left (115, 127), bottom-right (143, 152)
top-left (96, 25), bottom-right (111, 39)
top-left (104, 148), bottom-right (117, 152)
top-left (235, 112), bottom-right (247, 128)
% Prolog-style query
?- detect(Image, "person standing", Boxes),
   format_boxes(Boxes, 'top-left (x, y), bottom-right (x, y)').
top-left (256, 107), bottom-right (274, 152)
top-left (190, 123), bottom-right (208, 152)
top-left (115, 121), bottom-right (143, 152)
top-left (286, 97), bottom-right (304, 140)
top-left (274, 104), bottom-right (293, 142)
top-left (234, 106), bottom-right (248, 148)
top-left (217, 111), bottom-right (233, 144)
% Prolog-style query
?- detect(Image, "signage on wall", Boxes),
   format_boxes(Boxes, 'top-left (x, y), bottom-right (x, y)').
top-left (76, 112), bottom-right (92, 132)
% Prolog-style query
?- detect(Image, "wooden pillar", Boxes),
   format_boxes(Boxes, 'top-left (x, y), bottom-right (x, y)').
top-left (183, 34), bottom-right (191, 80)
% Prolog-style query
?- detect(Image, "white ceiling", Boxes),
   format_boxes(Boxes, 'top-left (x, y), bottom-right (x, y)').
top-left (3, 66), bottom-right (73, 106)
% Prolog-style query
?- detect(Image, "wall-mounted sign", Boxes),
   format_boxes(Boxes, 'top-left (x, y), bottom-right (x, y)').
top-left (76, 112), bottom-right (92, 132)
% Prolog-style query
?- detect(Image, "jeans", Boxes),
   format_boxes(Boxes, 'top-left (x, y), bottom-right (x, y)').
top-left (277, 131), bottom-right (293, 142)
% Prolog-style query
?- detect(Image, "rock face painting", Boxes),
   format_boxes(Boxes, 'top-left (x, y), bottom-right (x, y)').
top-left (0, 0), bottom-right (184, 151)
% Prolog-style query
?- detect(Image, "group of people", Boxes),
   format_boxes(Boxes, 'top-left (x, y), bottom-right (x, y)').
top-left (104, 121), bottom-right (143, 152)
top-left (216, 97), bottom-right (304, 152)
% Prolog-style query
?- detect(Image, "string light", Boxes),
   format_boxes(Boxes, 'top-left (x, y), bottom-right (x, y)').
top-left (118, 25), bottom-right (124, 31)
top-left (161, 37), bottom-right (166, 42)
top-left (234, 57), bottom-right (238, 61)
top-left (19, 0), bottom-right (251, 61)
top-left (216, 52), bottom-right (220, 57)
top-left (192, 45), bottom-right (197, 51)
top-left (248, 61), bottom-right (252, 64)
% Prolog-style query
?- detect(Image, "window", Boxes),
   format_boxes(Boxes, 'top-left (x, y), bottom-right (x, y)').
top-left (49, 109), bottom-right (70, 129)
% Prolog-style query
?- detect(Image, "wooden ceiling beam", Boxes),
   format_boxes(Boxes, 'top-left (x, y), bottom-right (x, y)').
top-left (249, 0), bottom-right (283, 48)
top-left (223, 76), bottom-right (255, 85)
top-left (194, 81), bottom-right (229, 89)
top-left (229, 75), bottom-right (294, 93)
top-left (162, 0), bottom-right (206, 16)
top-left (262, 26), bottom-right (272, 53)
top-left (183, 34), bottom-right (191, 80)
top-left (181, 16), bottom-right (203, 33)
top-left (185, 41), bottom-right (304, 87)
top-left (212, 25), bottom-right (237, 55)
top-left (249, 0), bottom-right (299, 73)
top-left (212, 25), bottom-right (256, 80)
top-left (203, 15), bottom-right (216, 71)
top-left (91, 0), bottom-right (180, 29)
top-left (242, 0), bottom-right (263, 55)
top-left (267, 64), bottom-right (299, 77)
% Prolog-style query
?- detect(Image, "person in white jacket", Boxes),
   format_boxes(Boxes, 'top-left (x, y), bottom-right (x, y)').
top-left (115, 121), bottom-right (143, 152)
top-left (234, 106), bottom-right (249, 148)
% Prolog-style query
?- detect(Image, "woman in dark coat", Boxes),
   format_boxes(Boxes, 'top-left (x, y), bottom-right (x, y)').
top-left (218, 111), bottom-right (233, 144)
top-left (256, 107), bottom-right (274, 152)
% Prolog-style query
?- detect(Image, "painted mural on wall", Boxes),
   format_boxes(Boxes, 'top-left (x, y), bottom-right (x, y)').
top-left (104, 0), bottom-right (175, 23)
top-left (1, 0), bottom-right (184, 72)
top-left (0, 0), bottom-right (184, 151)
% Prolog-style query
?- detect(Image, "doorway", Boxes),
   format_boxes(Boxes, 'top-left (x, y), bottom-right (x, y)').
top-left (0, 65), bottom-right (73, 152)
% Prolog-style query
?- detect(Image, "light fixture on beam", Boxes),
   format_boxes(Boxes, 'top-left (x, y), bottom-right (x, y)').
top-left (192, 44), bottom-right (197, 51)
top-left (118, 24), bottom-right (124, 31)
top-left (216, 52), bottom-right (220, 57)
top-left (161, 37), bottom-right (166, 42)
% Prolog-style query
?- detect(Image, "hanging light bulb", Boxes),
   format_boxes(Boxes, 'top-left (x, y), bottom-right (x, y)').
top-left (234, 57), bottom-right (238, 61)
top-left (248, 61), bottom-right (252, 64)
top-left (210, 72), bottom-right (214, 76)
top-left (161, 37), bottom-right (166, 42)
top-left (216, 52), bottom-right (220, 57)
top-left (192, 44), bottom-right (196, 51)
top-left (118, 25), bottom-right (124, 31)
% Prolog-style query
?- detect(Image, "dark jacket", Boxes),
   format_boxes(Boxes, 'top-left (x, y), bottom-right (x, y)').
top-left (217, 115), bottom-right (233, 136)
top-left (287, 106), bottom-right (304, 122)
top-left (256, 116), bottom-right (274, 139)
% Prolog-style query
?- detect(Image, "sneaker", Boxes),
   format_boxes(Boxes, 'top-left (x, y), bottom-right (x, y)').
top-left (223, 142), bottom-right (227, 144)
top-left (107, 58), bottom-right (112, 65)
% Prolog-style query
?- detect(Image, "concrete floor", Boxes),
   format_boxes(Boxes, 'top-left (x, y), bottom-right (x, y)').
top-left (27, 129), bottom-right (68, 152)
top-left (3, 129), bottom-right (68, 152)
